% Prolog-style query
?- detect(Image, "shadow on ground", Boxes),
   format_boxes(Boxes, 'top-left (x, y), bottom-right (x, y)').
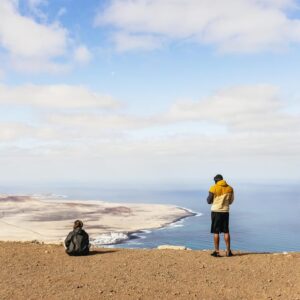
top-left (88, 250), bottom-right (118, 256)
top-left (233, 252), bottom-right (270, 256)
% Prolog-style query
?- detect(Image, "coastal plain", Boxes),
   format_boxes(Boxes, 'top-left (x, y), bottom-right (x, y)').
top-left (0, 195), bottom-right (192, 244)
top-left (0, 242), bottom-right (299, 300)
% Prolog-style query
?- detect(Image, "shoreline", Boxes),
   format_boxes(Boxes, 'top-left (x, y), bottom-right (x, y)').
top-left (111, 207), bottom-right (198, 246)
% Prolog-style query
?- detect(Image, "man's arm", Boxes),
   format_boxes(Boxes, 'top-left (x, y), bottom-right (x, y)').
top-left (229, 191), bottom-right (234, 205)
top-left (64, 231), bottom-right (73, 248)
top-left (207, 192), bottom-right (214, 204)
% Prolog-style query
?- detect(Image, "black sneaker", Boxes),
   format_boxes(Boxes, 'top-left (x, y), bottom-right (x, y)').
top-left (211, 251), bottom-right (221, 257)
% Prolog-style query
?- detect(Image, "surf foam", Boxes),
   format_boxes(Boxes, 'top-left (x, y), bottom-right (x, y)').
top-left (91, 232), bottom-right (129, 246)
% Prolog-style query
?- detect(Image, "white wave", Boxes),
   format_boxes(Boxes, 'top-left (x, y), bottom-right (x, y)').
top-left (140, 229), bottom-right (152, 234)
top-left (182, 207), bottom-right (202, 216)
top-left (91, 232), bottom-right (129, 245)
top-left (101, 244), bottom-right (117, 248)
top-left (167, 223), bottom-right (184, 229)
top-left (176, 206), bottom-right (203, 218)
top-left (157, 221), bottom-right (184, 231)
top-left (127, 241), bottom-right (143, 245)
top-left (158, 226), bottom-right (169, 231)
top-left (137, 235), bottom-right (147, 239)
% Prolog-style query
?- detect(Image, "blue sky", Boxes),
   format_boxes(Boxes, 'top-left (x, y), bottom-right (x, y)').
top-left (0, 0), bottom-right (300, 186)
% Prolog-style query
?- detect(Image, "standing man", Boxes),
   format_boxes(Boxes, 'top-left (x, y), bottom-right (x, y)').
top-left (207, 174), bottom-right (234, 257)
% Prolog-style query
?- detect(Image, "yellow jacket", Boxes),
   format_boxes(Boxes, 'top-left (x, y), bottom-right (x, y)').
top-left (209, 180), bottom-right (234, 212)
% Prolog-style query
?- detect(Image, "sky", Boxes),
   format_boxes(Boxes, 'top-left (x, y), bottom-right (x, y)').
top-left (0, 0), bottom-right (300, 187)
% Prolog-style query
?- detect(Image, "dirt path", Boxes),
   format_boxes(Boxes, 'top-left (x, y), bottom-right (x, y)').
top-left (0, 242), bottom-right (299, 300)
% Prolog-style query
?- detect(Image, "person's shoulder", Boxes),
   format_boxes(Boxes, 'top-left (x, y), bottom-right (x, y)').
top-left (66, 230), bottom-right (74, 238)
top-left (227, 184), bottom-right (234, 192)
top-left (209, 184), bottom-right (216, 193)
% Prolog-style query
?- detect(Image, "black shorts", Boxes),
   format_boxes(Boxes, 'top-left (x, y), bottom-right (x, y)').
top-left (211, 212), bottom-right (229, 233)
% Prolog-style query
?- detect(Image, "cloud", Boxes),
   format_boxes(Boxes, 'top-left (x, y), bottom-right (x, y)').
top-left (0, 0), bottom-right (92, 73)
top-left (57, 7), bottom-right (67, 18)
top-left (0, 83), bottom-right (299, 182)
top-left (10, 57), bottom-right (71, 74)
top-left (96, 0), bottom-right (300, 53)
top-left (1, 126), bottom-right (298, 184)
top-left (0, 68), bottom-right (4, 80)
top-left (0, 0), bottom-right (67, 58)
top-left (0, 84), bottom-right (120, 109)
top-left (73, 45), bottom-right (93, 64)
top-left (1, 83), bottom-right (297, 141)
top-left (113, 32), bottom-right (164, 52)
top-left (43, 84), bottom-right (300, 158)
top-left (0, 122), bottom-right (32, 141)
top-left (41, 84), bottom-right (300, 163)
top-left (167, 85), bottom-right (300, 133)
top-left (26, 0), bottom-right (48, 20)
top-left (38, 84), bottom-right (300, 139)
top-left (27, 0), bottom-right (47, 9)
top-left (47, 113), bottom-right (155, 134)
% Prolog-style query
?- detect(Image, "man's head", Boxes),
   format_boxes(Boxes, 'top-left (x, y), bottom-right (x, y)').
top-left (214, 174), bottom-right (223, 183)
top-left (73, 220), bottom-right (83, 230)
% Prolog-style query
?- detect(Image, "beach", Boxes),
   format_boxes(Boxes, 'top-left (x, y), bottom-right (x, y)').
top-left (0, 195), bottom-right (194, 245)
top-left (0, 242), bottom-right (299, 300)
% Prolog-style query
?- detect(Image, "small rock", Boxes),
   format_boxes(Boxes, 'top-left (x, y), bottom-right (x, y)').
top-left (157, 245), bottom-right (187, 250)
top-left (31, 240), bottom-right (40, 244)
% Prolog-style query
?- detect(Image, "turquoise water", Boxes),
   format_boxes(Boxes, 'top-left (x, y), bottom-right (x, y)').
top-left (1, 184), bottom-right (299, 252)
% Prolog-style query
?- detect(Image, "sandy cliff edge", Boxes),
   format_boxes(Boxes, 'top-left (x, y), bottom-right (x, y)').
top-left (0, 242), bottom-right (299, 300)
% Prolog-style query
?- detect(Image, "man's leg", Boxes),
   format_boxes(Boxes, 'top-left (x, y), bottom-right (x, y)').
top-left (224, 232), bottom-right (231, 252)
top-left (214, 233), bottom-right (220, 252)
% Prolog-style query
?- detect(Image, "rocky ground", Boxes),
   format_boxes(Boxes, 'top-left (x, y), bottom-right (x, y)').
top-left (0, 242), bottom-right (299, 300)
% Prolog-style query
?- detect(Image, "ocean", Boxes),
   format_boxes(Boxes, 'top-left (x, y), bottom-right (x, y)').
top-left (1, 183), bottom-right (299, 252)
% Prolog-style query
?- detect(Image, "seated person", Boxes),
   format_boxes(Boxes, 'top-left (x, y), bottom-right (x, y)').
top-left (65, 220), bottom-right (90, 256)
